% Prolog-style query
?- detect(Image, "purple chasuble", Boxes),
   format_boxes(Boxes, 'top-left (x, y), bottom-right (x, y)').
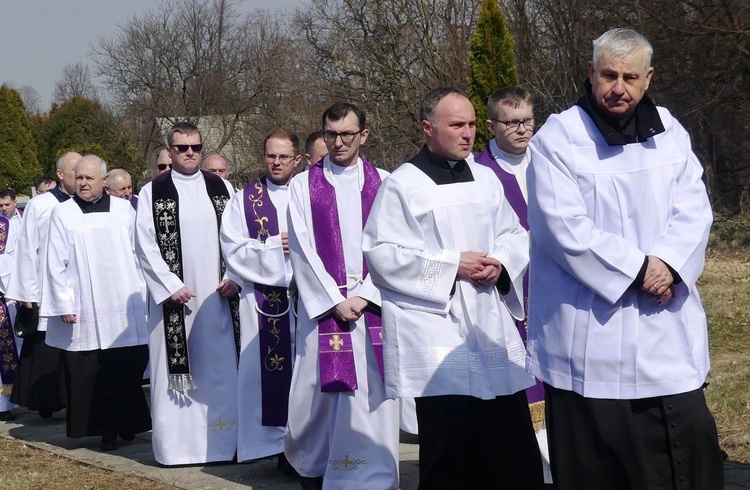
top-left (0, 216), bottom-right (19, 392)
top-left (308, 159), bottom-right (384, 392)
top-left (474, 145), bottom-right (544, 411)
top-left (243, 178), bottom-right (293, 426)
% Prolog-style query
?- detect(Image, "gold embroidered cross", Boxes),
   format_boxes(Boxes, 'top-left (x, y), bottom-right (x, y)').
top-left (329, 334), bottom-right (344, 351)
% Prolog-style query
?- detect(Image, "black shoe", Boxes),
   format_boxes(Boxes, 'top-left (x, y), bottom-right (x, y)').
top-left (298, 475), bottom-right (323, 490)
top-left (38, 411), bottom-right (53, 419)
top-left (0, 411), bottom-right (15, 422)
top-left (118, 432), bottom-right (135, 441)
top-left (276, 452), bottom-right (299, 477)
top-left (100, 434), bottom-right (118, 451)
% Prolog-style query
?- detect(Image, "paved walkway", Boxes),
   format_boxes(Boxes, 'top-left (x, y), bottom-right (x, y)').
top-left (0, 405), bottom-right (747, 489)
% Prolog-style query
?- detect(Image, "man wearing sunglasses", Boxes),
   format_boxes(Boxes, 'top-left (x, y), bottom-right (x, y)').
top-left (155, 148), bottom-right (172, 175)
top-left (135, 121), bottom-right (240, 466)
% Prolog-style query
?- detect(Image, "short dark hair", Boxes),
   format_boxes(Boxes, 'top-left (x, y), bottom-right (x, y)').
top-left (420, 87), bottom-right (468, 123)
top-left (321, 103), bottom-right (366, 131)
top-left (34, 174), bottom-right (57, 188)
top-left (305, 131), bottom-right (324, 155)
top-left (0, 188), bottom-right (16, 201)
top-left (166, 121), bottom-right (202, 146)
top-left (263, 130), bottom-right (300, 156)
top-left (487, 86), bottom-right (534, 120)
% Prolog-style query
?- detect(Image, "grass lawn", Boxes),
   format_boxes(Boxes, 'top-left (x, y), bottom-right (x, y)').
top-left (702, 251), bottom-right (750, 463)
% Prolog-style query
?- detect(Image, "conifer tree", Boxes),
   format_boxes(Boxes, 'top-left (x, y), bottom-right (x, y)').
top-left (0, 85), bottom-right (42, 193)
top-left (467, 0), bottom-right (519, 150)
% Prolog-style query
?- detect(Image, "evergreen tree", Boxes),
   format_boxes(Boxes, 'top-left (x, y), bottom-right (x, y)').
top-left (37, 96), bottom-right (142, 177)
top-left (467, 0), bottom-right (519, 150)
top-left (0, 85), bottom-right (42, 193)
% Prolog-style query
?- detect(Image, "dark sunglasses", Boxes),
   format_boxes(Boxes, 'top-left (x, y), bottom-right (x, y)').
top-left (157, 164), bottom-right (172, 171)
top-left (171, 144), bottom-right (203, 153)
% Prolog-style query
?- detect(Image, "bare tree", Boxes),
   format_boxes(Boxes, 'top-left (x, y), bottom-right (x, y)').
top-left (292, 0), bottom-right (479, 168)
top-left (18, 85), bottom-right (43, 114)
top-left (53, 62), bottom-right (98, 103)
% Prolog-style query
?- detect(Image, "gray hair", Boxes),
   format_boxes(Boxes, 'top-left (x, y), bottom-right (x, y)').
top-left (74, 154), bottom-right (108, 177)
top-left (420, 87), bottom-right (468, 124)
top-left (593, 28), bottom-right (653, 70)
top-left (56, 151), bottom-right (80, 171)
top-left (106, 168), bottom-right (131, 185)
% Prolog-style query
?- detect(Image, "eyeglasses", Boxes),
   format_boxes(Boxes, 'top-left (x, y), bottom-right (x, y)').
top-left (171, 144), bottom-right (203, 153)
top-left (157, 164), bottom-right (172, 171)
top-left (492, 117), bottom-right (534, 131)
top-left (322, 130), bottom-right (362, 144)
top-left (264, 154), bottom-right (295, 163)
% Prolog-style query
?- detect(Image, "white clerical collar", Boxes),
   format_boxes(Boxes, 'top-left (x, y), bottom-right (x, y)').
top-left (490, 138), bottom-right (528, 167)
top-left (266, 179), bottom-right (289, 192)
top-left (323, 155), bottom-right (365, 191)
top-left (171, 169), bottom-right (203, 182)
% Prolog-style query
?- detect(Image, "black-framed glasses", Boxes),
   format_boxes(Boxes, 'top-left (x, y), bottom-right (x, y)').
top-left (157, 164), bottom-right (172, 171)
top-left (171, 144), bottom-right (203, 153)
top-left (322, 130), bottom-right (362, 144)
top-left (264, 153), bottom-right (295, 163)
top-left (492, 117), bottom-right (534, 131)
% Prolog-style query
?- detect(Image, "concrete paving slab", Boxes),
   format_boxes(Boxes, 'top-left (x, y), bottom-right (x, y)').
top-left (0, 406), bottom-right (745, 489)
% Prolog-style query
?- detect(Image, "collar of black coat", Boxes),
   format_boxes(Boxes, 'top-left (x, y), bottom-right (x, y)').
top-left (50, 185), bottom-right (72, 203)
top-left (576, 79), bottom-right (665, 146)
top-left (73, 192), bottom-right (110, 213)
top-left (409, 145), bottom-right (474, 185)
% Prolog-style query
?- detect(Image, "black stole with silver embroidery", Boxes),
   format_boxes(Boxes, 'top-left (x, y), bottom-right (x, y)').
top-left (151, 171), bottom-right (241, 392)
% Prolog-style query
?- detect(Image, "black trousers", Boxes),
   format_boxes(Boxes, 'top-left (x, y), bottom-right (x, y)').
top-left (10, 331), bottom-right (65, 412)
top-left (415, 392), bottom-right (544, 490)
top-left (62, 345), bottom-right (151, 438)
top-left (545, 383), bottom-right (724, 490)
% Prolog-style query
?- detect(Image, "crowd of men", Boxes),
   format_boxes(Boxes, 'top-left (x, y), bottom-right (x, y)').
top-left (0, 28), bottom-right (724, 490)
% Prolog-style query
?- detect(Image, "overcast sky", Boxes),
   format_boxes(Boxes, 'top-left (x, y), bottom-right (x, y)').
top-left (0, 0), bottom-right (303, 111)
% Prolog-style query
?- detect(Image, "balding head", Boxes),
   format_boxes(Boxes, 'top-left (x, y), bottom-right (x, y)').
top-left (74, 155), bottom-right (107, 202)
top-left (56, 151), bottom-right (83, 195)
top-left (202, 154), bottom-right (231, 180)
top-left (106, 168), bottom-right (133, 200)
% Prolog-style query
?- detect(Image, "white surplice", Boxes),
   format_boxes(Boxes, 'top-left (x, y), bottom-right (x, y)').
top-left (41, 197), bottom-right (148, 351)
top-left (219, 179), bottom-right (295, 462)
top-left (7, 192), bottom-right (65, 332)
top-left (489, 138), bottom-right (531, 202)
top-left (362, 159), bottom-right (534, 401)
top-left (284, 157), bottom-right (399, 490)
top-left (526, 106), bottom-right (713, 400)
top-left (0, 211), bottom-right (23, 411)
top-left (135, 171), bottom-right (239, 465)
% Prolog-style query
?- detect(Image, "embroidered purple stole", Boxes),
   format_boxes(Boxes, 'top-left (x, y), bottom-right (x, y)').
top-left (0, 216), bottom-right (18, 394)
top-left (475, 145), bottom-right (544, 422)
top-left (151, 171), bottom-right (241, 392)
top-left (243, 178), bottom-right (293, 426)
top-left (308, 159), bottom-right (384, 392)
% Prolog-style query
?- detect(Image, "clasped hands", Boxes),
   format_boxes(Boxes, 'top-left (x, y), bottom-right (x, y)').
top-left (642, 255), bottom-right (674, 305)
top-left (459, 251), bottom-right (502, 288)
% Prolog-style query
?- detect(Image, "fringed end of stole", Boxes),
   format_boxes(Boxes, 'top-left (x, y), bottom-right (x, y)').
top-left (0, 384), bottom-right (13, 396)
top-left (529, 400), bottom-right (546, 432)
top-left (167, 374), bottom-right (197, 393)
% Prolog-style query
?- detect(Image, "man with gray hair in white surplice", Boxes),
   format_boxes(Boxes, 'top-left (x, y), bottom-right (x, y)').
top-left (526, 28), bottom-right (723, 489)
top-left (42, 155), bottom-right (150, 451)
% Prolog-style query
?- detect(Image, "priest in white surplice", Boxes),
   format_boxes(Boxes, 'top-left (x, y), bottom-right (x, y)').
top-left (41, 155), bottom-right (150, 451)
top-left (0, 191), bottom-right (23, 421)
top-left (526, 28), bottom-right (723, 489)
top-left (220, 130), bottom-right (299, 468)
top-left (363, 88), bottom-right (543, 489)
top-left (285, 103), bottom-right (398, 490)
top-left (136, 121), bottom-right (240, 466)
top-left (7, 152), bottom-right (81, 418)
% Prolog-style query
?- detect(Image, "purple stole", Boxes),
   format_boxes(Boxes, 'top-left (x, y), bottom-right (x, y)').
top-left (242, 178), bottom-right (293, 426)
top-left (0, 216), bottom-right (18, 395)
top-left (130, 195), bottom-right (138, 210)
top-left (475, 145), bottom-right (545, 423)
top-left (308, 159), bottom-right (384, 392)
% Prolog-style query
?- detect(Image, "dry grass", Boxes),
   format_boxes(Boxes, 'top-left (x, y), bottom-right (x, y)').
top-left (701, 252), bottom-right (750, 463)
top-left (0, 438), bottom-right (176, 490)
